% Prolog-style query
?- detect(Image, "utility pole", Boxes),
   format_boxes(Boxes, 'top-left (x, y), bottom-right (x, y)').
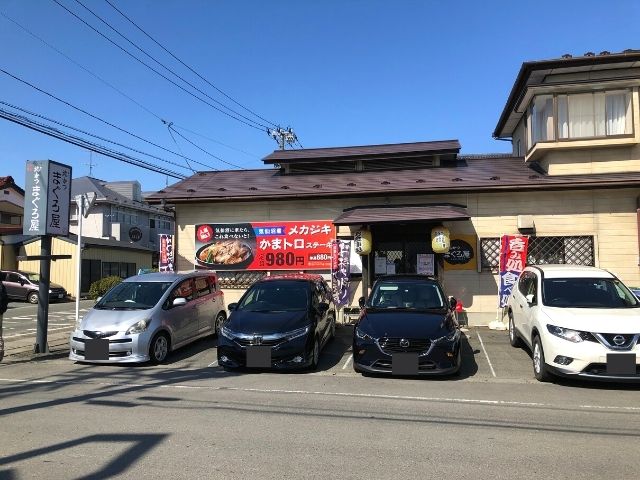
top-left (267, 127), bottom-right (298, 150)
top-left (85, 152), bottom-right (97, 176)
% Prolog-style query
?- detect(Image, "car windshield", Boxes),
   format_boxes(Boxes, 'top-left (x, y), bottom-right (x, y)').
top-left (23, 273), bottom-right (40, 282)
top-left (542, 277), bottom-right (640, 308)
top-left (369, 280), bottom-right (445, 310)
top-left (237, 280), bottom-right (310, 312)
top-left (95, 281), bottom-right (173, 310)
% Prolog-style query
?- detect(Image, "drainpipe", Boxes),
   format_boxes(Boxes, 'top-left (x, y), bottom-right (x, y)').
top-left (637, 196), bottom-right (640, 266)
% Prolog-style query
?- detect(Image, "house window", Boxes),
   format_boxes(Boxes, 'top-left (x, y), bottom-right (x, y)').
top-left (480, 236), bottom-right (595, 271)
top-left (527, 90), bottom-right (632, 149)
top-left (103, 261), bottom-right (136, 279)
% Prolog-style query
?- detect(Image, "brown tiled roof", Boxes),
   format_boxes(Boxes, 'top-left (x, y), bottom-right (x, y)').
top-left (262, 140), bottom-right (460, 164)
top-left (494, 49), bottom-right (640, 138)
top-left (0, 176), bottom-right (25, 195)
top-left (146, 155), bottom-right (640, 203)
top-left (334, 204), bottom-right (470, 225)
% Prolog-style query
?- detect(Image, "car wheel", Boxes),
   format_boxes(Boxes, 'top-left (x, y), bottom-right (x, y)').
top-left (532, 335), bottom-right (551, 382)
top-left (508, 312), bottom-right (523, 348)
top-left (214, 312), bottom-right (226, 337)
top-left (27, 292), bottom-right (38, 304)
top-left (451, 348), bottom-right (462, 377)
top-left (309, 337), bottom-right (320, 371)
top-left (149, 332), bottom-right (170, 364)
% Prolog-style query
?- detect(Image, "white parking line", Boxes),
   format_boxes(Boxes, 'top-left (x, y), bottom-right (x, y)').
top-left (3, 326), bottom-right (74, 339)
top-left (208, 360), bottom-right (218, 368)
top-left (476, 332), bottom-right (497, 378)
top-left (342, 354), bottom-right (353, 370)
top-left (0, 377), bottom-right (638, 412)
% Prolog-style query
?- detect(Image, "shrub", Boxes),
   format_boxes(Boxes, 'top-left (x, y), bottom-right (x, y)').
top-left (89, 276), bottom-right (122, 300)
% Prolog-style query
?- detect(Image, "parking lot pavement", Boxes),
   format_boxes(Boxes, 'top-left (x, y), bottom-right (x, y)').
top-left (1, 300), bottom-right (96, 357)
top-left (0, 317), bottom-right (558, 385)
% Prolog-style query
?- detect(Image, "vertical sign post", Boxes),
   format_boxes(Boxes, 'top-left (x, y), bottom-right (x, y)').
top-left (498, 235), bottom-right (529, 308)
top-left (23, 160), bottom-right (72, 353)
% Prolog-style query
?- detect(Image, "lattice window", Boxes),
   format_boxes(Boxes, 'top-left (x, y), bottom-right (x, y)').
top-left (217, 271), bottom-right (267, 289)
top-left (480, 236), bottom-right (595, 271)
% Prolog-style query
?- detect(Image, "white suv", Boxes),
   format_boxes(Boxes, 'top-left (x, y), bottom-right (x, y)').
top-left (506, 265), bottom-right (640, 382)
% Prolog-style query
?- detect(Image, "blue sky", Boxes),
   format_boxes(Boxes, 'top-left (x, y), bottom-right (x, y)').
top-left (1, 0), bottom-right (639, 192)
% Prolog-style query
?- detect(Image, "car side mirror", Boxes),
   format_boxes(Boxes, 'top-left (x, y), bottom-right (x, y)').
top-left (228, 302), bottom-right (238, 311)
top-left (525, 293), bottom-right (535, 305)
top-left (449, 296), bottom-right (457, 310)
top-left (19, 279), bottom-right (26, 285)
top-left (172, 297), bottom-right (187, 307)
top-left (358, 296), bottom-right (365, 308)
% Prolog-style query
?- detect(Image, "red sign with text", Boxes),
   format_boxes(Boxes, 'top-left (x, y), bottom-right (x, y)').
top-left (195, 221), bottom-right (336, 270)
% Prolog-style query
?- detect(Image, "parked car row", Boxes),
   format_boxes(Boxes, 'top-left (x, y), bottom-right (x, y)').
top-left (66, 263), bottom-right (639, 384)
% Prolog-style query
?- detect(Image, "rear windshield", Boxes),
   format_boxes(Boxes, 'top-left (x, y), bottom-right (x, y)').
top-left (542, 277), bottom-right (640, 308)
top-left (237, 280), bottom-right (310, 312)
top-left (95, 281), bottom-right (173, 310)
top-left (369, 280), bottom-right (445, 310)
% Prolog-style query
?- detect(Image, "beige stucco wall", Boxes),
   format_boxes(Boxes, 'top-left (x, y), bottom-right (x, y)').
top-left (172, 187), bottom-right (640, 323)
top-left (0, 243), bottom-right (17, 270)
top-left (18, 238), bottom-right (152, 298)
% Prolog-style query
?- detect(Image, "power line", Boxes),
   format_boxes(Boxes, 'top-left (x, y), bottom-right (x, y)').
top-left (168, 125), bottom-right (245, 170)
top-left (50, 0), bottom-right (266, 132)
top-left (0, 67), bottom-right (211, 168)
top-left (0, 106), bottom-right (185, 179)
top-left (0, 99), bottom-right (204, 173)
top-left (0, 10), bottom-right (258, 166)
top-left (102, 0), bottom-right (278, 128)
top-left (164, 121), bottom-right (198, 173)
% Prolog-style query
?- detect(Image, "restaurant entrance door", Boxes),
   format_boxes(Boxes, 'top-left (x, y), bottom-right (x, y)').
top-left (370, 223), bottom-right (441, 283)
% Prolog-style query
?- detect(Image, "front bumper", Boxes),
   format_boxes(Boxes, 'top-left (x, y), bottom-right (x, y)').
top-left (217, 334), bottom-right (313, 370)
top-left (353, 339), bottom-right (460, 376)
top-left (541, 333), bottom-right (640, 382)
top-left (68, 329), bottom-right (152, 363)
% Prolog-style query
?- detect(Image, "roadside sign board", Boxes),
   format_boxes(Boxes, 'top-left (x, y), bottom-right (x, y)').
top-left (23, 160), bottom-right (72, 236)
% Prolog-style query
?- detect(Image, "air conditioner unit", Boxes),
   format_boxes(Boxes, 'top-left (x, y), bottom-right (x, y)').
top-left (517, 215), bottom-right (535, 234)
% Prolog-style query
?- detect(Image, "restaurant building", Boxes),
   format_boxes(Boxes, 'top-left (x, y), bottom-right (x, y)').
top-left (147, 50), bottom-right (640, 324)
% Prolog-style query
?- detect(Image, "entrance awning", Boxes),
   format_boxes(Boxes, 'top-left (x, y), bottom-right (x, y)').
top-left (333, 204), bottom-right (470, 225)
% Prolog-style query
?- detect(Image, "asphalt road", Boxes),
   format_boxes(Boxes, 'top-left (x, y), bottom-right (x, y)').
top-left (0, 327), bottom-right (639, 479)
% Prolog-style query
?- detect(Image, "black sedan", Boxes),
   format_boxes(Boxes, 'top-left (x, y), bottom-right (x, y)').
top-left (217, 274), bottom-right (336, 370)
top-left (353, 275), bottom-right (461, 376)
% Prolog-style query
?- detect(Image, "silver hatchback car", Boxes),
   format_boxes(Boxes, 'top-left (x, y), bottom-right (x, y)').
top-left (69, 271), bottom-right (226, 363)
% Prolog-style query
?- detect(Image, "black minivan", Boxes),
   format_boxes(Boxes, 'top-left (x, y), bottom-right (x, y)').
top-left (353, 275), bottom-right (461, 376)
top-left (217, 274), bottom-right (336, 370)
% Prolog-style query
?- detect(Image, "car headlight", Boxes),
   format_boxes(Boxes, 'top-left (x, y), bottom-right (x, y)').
top-left (48, 289), bottom-right (52, 293)
top-left (547, 324), bottom-right (583, 343)
top-left (284, 325), bottom-right (310, 341)
top-left (126, 319), bottom-right (150, 335)
top-left (220, 325), bottom-right (235, 340)
top-left (355, 327), bottom-right (373, 341)
top-left (432, 330), bottom-right (458, 344)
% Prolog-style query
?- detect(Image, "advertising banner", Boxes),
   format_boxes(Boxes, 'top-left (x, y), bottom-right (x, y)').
top-left (159, 234), bottom-right (174, 272)
top-left (23, 160), bottom-right (72, 236)
top-left (331, 240), bottom-right (351, 306)
top-left (498, 235), bottom-right (529, 307)
top-left (443, 235), bottom-right (477, 270)
top-left (195, 221), bottom-right (336, 271)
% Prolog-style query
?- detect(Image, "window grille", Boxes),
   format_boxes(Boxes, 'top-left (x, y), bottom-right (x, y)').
top-left (480, 236), bottom-right (595, 270)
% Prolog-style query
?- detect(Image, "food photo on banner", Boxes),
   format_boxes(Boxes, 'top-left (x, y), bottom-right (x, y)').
top-left (159, 234), bottom-right (175, 272)
top-left (331, 240), bottom-right (351, 307)
top-left (194, 221), bottom-right (336, 270)
top-left (498, 235), bottom-right (529, 307)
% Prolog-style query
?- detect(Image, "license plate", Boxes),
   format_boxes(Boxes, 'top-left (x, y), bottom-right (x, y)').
top-left (85, 339), bottom-right (109, 361)
top-left (606, 353), bottom-right (636, 375)
top-left (392, 353), bottom-right (419, 375)
top-left (246, 346), bottom-right (271, 368)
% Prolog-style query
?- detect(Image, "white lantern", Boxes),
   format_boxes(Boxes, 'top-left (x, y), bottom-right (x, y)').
top-left (431, 226), bottom-right (450, 254)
